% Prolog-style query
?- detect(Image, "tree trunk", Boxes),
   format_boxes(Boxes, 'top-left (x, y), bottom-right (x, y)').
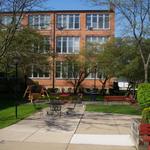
top-left (144, 64), bottom-right (148, 83)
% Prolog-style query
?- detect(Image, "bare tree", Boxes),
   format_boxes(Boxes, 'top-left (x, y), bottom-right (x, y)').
top-left (0, 0), bottom-right (45, 58)
top-left (89, 0), bottom-right (150, 82)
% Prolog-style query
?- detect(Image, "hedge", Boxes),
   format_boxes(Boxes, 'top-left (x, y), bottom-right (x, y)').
top-left (137, 83), bottom-right (150, 108)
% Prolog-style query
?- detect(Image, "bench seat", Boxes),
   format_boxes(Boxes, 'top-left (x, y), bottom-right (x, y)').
top-left (139, 124), bottom-right (150, 150)
top-left (104, 95), bottom-right (135, 104)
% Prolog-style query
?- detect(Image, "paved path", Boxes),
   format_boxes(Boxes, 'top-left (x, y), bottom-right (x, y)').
top-left (0, 103), bottom-right (145, 150)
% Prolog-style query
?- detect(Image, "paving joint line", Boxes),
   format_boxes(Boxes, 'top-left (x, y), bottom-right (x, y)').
top-left (65, 105), bottom-right (85, 150)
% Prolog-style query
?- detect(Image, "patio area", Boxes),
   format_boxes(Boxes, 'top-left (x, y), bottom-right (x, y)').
top-left (0, 103), bottom-right (146, 150)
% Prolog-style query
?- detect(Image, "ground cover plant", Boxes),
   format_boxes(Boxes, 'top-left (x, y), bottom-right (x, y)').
top-left (0, 103), bottom-right (47, 129)
top-left (86, 104), bottom-right (141, 115)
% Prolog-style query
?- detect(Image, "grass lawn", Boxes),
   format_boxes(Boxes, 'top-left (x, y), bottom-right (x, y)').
top-left (86, 104), bottom-right (141, 115)
top-left (0, 103), bottom-right (47, 129)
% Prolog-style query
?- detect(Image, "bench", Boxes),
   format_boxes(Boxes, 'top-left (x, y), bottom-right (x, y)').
top-left (139, 124), bottom-right (150, 150)
top-left (104, 95), bottom-right (135, 104)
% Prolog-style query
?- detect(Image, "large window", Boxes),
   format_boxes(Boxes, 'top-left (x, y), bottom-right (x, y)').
top-left (86, 14), bottom-right (109, 29)
top-left (33, 37), bottom-right (50, 53)
top-left (56, 61), bottom-right (76, 79)
top-left (29, 15), bottom-right (50, 30)
top-left (87, 66), bottom-right (104, 79)
top-left (86, 36), bottom-right (108, 43)
top-left (29, 65), bottom-right (49, 78)
top-left (56, 14), bottom-right (80, 29)
top-left (86, 36), bottom-right (109, 51)
top-left (0, 16), bottom-right (22, 28)
top-left (56, 37), bottom-right (80, 54)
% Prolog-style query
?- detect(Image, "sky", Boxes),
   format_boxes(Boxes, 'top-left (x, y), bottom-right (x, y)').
top-left (42, 0), bottom-right (102, 10)
top-left (40, 0), bottom-right (121, 37)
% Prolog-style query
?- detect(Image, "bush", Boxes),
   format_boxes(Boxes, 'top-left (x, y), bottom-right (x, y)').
top-left (142, 107), bottom-right (150, 123)
top-left (137, 83), bottom-right (150, 108)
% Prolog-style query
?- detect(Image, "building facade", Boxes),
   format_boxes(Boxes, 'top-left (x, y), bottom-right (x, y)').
top-left (1, 9), bottom-right (115, 90)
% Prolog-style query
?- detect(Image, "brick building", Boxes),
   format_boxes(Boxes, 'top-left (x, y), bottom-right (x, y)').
top-left (1, 9), bottom-right (115, 90)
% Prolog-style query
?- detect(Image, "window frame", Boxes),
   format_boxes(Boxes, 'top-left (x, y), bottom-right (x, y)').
top-left (56, 14), bottom-right (80, 30)
top-left (86, 14), bottom-right (110, 30)
top-left (28, 15), bottom-right (51, 30)
top-left (56, 36), bottom-right (80, 54)
top-left (29, 65), bottom-right (50, 78)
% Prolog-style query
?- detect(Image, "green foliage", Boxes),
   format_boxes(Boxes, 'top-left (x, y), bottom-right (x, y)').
top-left (0, 28), bottom-right (49, 78)
top-left (86, 104), bottom-right (141, 115)
top-left (97, 38), bottom-right (144, 81)
top-left (0, 103), bottom-right (47, 129)
top-left (142, 107), bottom-right (150, 123)
top-left (137, 83), bottom-right (150, 123)
top-left (137, 83), bottom-right (150, 108)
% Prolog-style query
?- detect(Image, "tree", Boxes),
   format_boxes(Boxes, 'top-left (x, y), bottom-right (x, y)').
top-left (89, 0), bottom-right (150, 82)
top-left (97, 38), bottom-right (145, 82)
top-left (0, 0), bottom-right (46, 58)
top-left (0, 28), bottom-right (49, 82)
top-left (64, 47), bottom-right (96, 94)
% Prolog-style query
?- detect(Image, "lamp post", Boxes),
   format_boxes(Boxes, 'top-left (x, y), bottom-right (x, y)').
top-left (13, 56), bottom-right (20, 119)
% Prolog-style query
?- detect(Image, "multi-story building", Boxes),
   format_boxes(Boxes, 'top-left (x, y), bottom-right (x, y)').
top-left (1, 9), bottom-right (115, 90)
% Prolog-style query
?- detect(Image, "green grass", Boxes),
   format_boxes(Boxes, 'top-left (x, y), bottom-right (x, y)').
top-left (86, 104), bottom-right (141, 115)
top-left (0, 103), bottom-right (47, 129)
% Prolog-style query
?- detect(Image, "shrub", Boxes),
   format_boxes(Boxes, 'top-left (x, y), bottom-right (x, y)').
top-left (137, 83), bottom-right (150, 108)
top-left (142, 107), bottom-right (150, 123)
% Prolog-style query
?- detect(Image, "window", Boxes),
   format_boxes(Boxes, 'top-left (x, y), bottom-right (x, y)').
top-left (87, 66), bottom-right (104, 79)
top-left (0, 16), bottom-right (22, 28)
top-left (56, 61), bottom-right (75, 79)
top-left (86, 14), bottom-right (109, 29)
top-left (33, 37), bottom-right (50, 53)
top-left (56, 37), bottom-right (80, 54)
top-left (29, 65), bottom-right (50, 78)
top-left (29, 15), bottom-right (50, 30)
top-left (86, 36), bottom-right (109, 51)
top-left (56, 14), bottom-right (80, 29)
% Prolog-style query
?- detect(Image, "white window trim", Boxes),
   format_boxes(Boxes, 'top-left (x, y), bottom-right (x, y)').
top-left (29, 15), bottom-right (50, 30)
top-left (29, 65), bottom-right (50, 78)
top-left (87, 14), bottom-right (110, 30)
top-left (57, 14), bottom-right (80, 30)
top-left (57, 37), bottom-right (80, 54)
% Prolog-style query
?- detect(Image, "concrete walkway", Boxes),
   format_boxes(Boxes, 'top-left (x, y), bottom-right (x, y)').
top-left (0, 103), bottom-right (143, 150)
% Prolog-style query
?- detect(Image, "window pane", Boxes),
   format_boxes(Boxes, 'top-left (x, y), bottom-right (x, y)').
top-left (45, 16), bottom-right (50, 27)
top-left (62, 62), bottom-right (68, 78)
top-left (68, 63), bottom-right (73, 78)
top-left (56, 62), bottom-right (61, 78)
top-left (68, 37), bottom-right (73, 53)
top-left (33, 66), bottom-right (38, 77)
top-left (63, 15), bottom-right (67, 28)
top-left (62, 37), bottom-right (67, 53)
top-left (86, 14), bottom-right (91, 28)
top-left (74, 37), bottom-right (80, 53)
top-left (39, 68), bottom-right (43, 77)
top-left (56, 37), bottom-right (61, 53)
top-left (93, 14), bottom-right (97, 28)
top-left (75, 15), bottom-right (79, 28)
top-left (69, 15), bottom-right (73, 28)
top-left (104, 14), bottom-right (109, 28)
top-left (29, 15), bottom-right (50, 29)
top-left (99, 15), bottom-right (103, 28)
top-left (57, 15), bottom-right (62, 28)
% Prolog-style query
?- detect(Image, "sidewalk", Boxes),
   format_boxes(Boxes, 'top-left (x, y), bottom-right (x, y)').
top-left (0, 103), bottom-right (143, 150)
